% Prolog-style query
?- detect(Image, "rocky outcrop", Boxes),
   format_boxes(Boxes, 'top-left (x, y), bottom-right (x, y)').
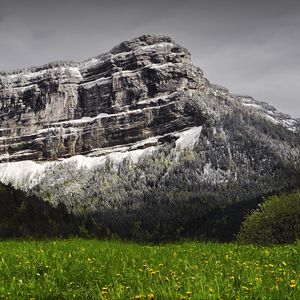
top-left (0, 35), bottom-right (209, 162)
top-left (235, 94), bottom-right (300, 132)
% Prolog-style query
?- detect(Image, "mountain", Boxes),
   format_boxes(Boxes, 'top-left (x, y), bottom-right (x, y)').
top-left (0, 35), bottom-right (299, 240)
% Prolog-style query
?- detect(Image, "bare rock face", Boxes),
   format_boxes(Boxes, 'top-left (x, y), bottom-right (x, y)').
top-left (0, 35), bottom-right (208, 162)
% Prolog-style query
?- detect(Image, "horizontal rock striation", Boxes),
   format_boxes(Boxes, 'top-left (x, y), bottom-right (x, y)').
top-left (0, 35), bottom-right (209, 162)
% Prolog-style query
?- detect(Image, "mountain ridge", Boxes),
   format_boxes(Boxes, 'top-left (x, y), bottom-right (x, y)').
top-left (0, 35), bottom-right (299, 240)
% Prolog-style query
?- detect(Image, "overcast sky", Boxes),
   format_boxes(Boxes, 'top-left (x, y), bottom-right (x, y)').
top-left (0, 0), bottom-right (299, 117)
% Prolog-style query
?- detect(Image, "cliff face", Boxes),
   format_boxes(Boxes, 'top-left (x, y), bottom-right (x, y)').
top-left (0, 35), bottom-right (299, 223)
top-left (0, 35), bottom-right (208, 162)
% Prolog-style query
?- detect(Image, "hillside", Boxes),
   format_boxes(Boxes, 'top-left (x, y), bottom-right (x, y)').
top-left (0, 35), bottom-right (299, 240)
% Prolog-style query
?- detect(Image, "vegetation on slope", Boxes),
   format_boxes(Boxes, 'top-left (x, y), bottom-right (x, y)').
top-left (237, 190), bottom-right (300, 244)
top-left (0, 183), bottom-right (106, 239)
top-left (32, 111), bottom-right (300, 242)
top-left (1, 181), bottom-right (300, 243)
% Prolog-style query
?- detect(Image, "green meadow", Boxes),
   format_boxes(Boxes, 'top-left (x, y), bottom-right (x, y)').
top-left (0, 239), bottom-right (299, 299)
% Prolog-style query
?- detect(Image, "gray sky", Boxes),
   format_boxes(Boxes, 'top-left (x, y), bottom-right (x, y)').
top-left (0, 0), bottom-right (299, 117)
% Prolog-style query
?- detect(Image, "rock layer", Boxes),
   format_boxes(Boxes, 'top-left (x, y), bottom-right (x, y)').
top-left (0, 35), bottom-right (209, 162)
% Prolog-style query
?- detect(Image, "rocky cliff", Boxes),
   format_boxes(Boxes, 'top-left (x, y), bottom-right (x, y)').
top-left (0, 35), bottom-right (299, 239)
top-left (0, 35), bottom-right (208, 162)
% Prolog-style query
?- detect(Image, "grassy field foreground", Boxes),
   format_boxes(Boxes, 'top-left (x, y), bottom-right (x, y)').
top-left (0, 239), bottom-right (299, 299)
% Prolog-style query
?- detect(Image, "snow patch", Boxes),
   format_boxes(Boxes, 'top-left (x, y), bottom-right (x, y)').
top-left (137, 93), bottom-right (175, 105)
top-left (54, 113), bottom-right (110, 125)
top-left (203, 163), bottom-right (213, 175)
top-left (263, 114), bottom-right (280, 125)
top-left (0, 126), bottom-right (204, 190)
top-left (175, 126), bottom-right (202, 149)
top-left (140, 42), bottom-right (174, 51)
top-left (0, 160), bottom-right (49, 189)
top-left (67, 67), bottom-right (82, 79)
top-left (0, 153), bottom-right (9, 161)
top-left (242, 103), bottom-right (263, 110)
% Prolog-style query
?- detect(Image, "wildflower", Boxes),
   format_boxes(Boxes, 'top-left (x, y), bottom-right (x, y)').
top-left (276, 277), bottom-right (283, 284)
top-left (186, 291), bottom-right (192, 297)
top-left (170, 271), bottom-right (176, 277)
top-left (147, 293), bottom-right (154, 299)
top-left (289, 280), bottom-right (296, 288)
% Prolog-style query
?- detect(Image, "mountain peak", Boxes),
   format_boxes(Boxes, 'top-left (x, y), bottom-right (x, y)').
top-left (109, 34), bottom-right (176, 54)
top-left (0, 36), bottom-right (299, 221)
top-left (0, 34), bottom-right (204, 163)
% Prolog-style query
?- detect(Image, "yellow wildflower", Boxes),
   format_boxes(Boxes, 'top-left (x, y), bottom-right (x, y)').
top-left (290, 280), bottom-right (296, 288)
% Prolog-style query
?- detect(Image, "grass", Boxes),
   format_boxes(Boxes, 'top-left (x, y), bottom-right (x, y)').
top-left (0, 239), bottom-right (299, 299)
